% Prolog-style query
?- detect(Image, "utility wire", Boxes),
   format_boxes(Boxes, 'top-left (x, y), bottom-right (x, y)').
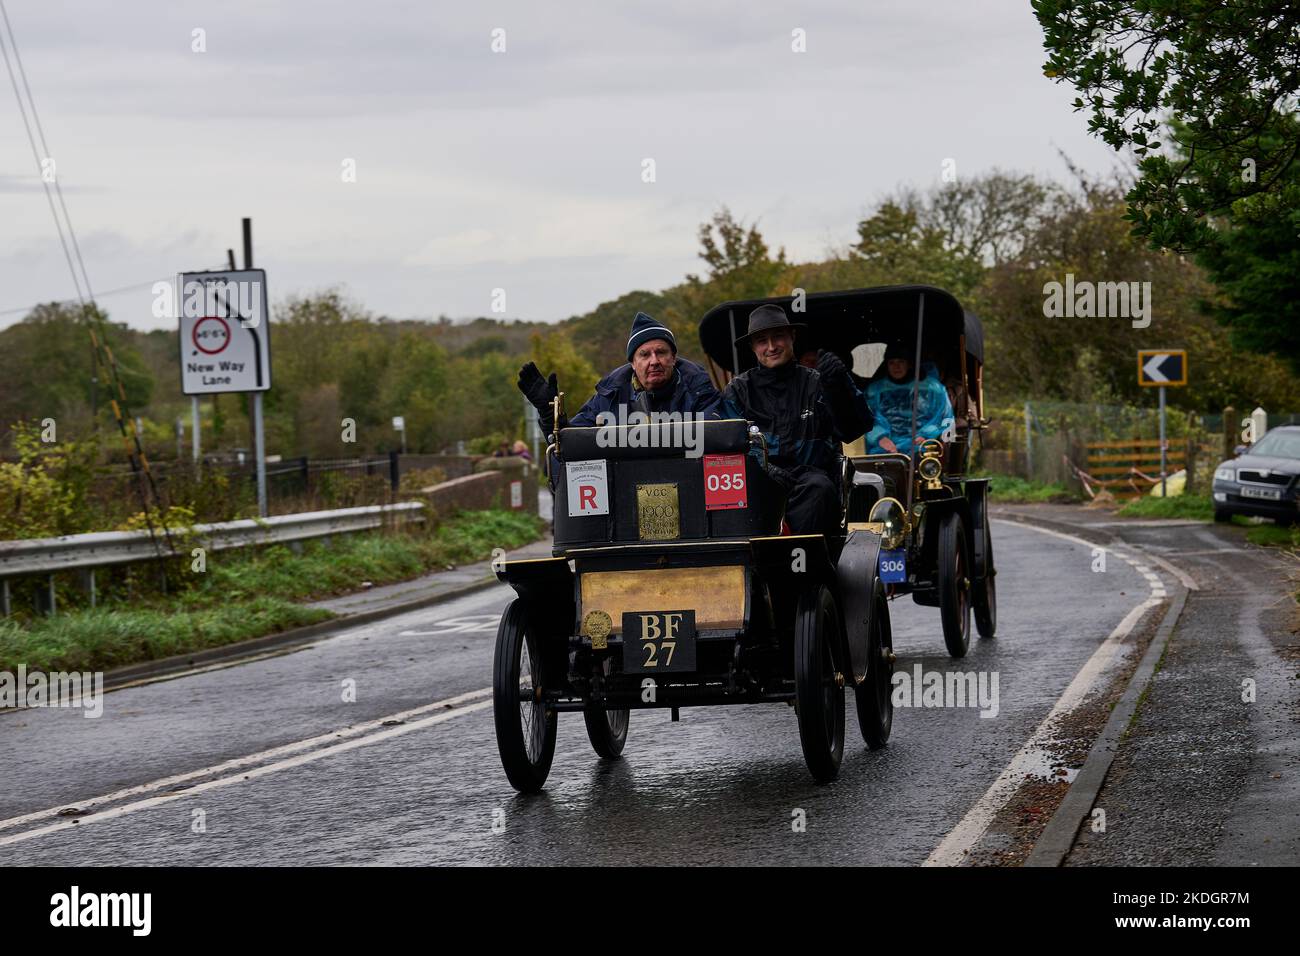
top-left (0, 8), bottom-right (84, 306)
top-left (0, 0), bottom-right (93, 301)
top-left (0, 0), bottom-right (175, 561)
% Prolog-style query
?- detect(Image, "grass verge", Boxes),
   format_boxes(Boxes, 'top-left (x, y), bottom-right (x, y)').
top-left (0, 597), bottom-right (333, 674)
top-left (1243, 522), bottom-right (1300, 549)
top-left (1115, 494), bottom-right (1216, 521)
top-left (982, 475), bottom-right (1080, 503)
top-left (1, 509), bottom-right (546, 674)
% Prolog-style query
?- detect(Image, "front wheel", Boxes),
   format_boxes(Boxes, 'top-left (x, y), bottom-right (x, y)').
top-left (794, 584), bottom-right (846, 783)
top-left (854, 579), bottom-right (893, 749)
top-left (938, 511), bottom-right (972, 658)
top-left (493, 599), bottom-right (557, 793)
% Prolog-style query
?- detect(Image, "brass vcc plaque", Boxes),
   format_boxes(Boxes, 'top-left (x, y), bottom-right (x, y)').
top-left (636, 482), bottom-right (680, 540)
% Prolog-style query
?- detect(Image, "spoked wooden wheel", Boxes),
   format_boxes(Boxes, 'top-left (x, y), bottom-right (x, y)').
top-left (938, 511), bottom-right (972, 658)
top-left (794, 584), bottom-right (846, 783)
top-left (854, 579), bottom-right (894, 749)
top-left (493, 599), bottom-right (557, 793)
top-left (584, 658), bottom-right (630, 759)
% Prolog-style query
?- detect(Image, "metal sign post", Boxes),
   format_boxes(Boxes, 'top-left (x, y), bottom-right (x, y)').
top-left (1138, 350), bottom-right (1188, 497)
top-left (392, 415), bottom-right (407, 454)
top-left (191, 395), bottom-right (201, 462)
top-left (1158, 385), bottom-right (1167, 496)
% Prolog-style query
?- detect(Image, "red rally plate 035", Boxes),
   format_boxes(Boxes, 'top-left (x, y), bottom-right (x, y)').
top-left (703, 454), bottom-right (747, 510)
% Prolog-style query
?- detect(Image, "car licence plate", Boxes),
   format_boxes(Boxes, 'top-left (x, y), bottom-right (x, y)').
top-left (622, 610), bottom-right (696, 673)
top-left (879, 548), bottom-right (907, 584)
top-left (1240, 486), bottom-right (1282, 500)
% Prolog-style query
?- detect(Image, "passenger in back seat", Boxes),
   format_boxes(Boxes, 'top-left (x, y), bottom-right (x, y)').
top-left (864, 343), bottom-right (954, 456)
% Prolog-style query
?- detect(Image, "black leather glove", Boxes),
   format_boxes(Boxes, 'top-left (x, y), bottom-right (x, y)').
top-left (517, 362), bottom-right (558, 410)
top-left (815, 350), bottom-right (851, 390)
top-left (764, 462), bottom-right (798, 493)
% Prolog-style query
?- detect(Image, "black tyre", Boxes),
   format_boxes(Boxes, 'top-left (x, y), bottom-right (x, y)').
top-left (794, 584), bottom-right (846, 783)
top-left (1213, 508), bottom-right (1231, 523)
top-left (973, 521), bottom-right (997, 640)
top-left (938, 511), bottom-right (972, 658)
top-left (492, 599), bottom-right (557, 793)
top-left (583, 659), bottom-right (629, 759)
top-left (853, 579), bottom-right (893, 749)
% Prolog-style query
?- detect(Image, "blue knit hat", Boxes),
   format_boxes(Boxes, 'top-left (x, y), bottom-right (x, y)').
top-left (626, 311), bottom-right (676, 361)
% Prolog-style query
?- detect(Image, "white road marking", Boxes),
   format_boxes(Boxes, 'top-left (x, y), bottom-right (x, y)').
top-left (924, 596), bottom-right (1162, 866)
top-left (924, 518), bottom-right (1176, 866)
top-left (399, 614), bottom-right (503, 636)
top-left (97, 588), bottom-right (511, 695)
top-left (0, 686), bottom-right (493, 841)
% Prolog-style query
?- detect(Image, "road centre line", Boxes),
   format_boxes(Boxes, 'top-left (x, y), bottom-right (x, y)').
top-left (0, 686), bottom-right (493, 839)
top-left (0, 698), bottom-right (495, 850)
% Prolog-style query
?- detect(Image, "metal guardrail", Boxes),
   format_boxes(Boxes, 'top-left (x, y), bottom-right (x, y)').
top-left (0, 502), bottom-right (425, 615)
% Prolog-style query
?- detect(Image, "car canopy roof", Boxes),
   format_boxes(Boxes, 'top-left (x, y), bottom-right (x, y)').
top-left (698, 284), bottom-right (980, 375)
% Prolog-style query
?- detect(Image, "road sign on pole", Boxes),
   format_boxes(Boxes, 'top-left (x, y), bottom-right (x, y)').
top-left (1137, 349), bottom-right (1187, 387)
top-left (392, 416), bottom-right (407, 454)
top-left (1137, 350), bottom-right (1188, 496)
top-left (178, 269), bottom-right (271, 395)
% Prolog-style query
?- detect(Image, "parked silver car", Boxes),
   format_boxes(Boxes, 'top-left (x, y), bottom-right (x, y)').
top-left (1212, 425), bottom-right (1300, 524)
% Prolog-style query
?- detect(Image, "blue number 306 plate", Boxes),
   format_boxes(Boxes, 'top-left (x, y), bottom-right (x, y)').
top-left (879, 548), bottom-right (907, 584)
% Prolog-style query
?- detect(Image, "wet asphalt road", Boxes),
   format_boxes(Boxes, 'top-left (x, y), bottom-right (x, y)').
top-left (0, 518), bottom-right (1167, 865)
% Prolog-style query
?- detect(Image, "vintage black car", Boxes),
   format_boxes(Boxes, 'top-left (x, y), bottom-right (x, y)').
top-left (492, 342), bottom-right (899, 793)
top-left (699, 285), bottom-right (998, 659)
top-left (1212, 425), bottom-right (1300, 524)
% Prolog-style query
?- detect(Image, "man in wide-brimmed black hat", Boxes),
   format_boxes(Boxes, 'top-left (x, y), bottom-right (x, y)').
top-left (720, 304), bottom-right (872, 535)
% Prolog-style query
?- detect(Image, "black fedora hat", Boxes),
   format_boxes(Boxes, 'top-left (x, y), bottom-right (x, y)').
top-left (733, 303), bottom-right (806, 346)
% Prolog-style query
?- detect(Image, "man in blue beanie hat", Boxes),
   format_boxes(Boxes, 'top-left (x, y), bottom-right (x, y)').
top-left (518, 311), bottom-right (720, 434)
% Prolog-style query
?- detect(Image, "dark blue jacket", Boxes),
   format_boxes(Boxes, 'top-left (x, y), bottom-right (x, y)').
top-left (567, 356), bottom-right (721, 427)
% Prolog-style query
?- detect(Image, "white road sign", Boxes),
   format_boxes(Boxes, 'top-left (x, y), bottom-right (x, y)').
top-left (178, 269), bottom-right (271, 394)
top-left (566, 460), bottom-right (609, 516)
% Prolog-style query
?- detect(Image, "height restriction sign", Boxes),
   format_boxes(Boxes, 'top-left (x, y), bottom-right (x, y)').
top-left (178, 269), bottom-right (271, 394)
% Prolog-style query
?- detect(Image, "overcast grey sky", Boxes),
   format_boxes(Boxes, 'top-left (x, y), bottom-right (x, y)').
top-left (1, 0), bottom-right (1122, 331)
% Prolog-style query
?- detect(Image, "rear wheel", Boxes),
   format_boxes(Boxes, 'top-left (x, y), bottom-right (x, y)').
top-left (973, 522), bottom-right (997, 640)
top-left (492, 600), bottom-right (557, 793)
top-left (938, 512), bottom-right (972, 658)
top-left (583, 659), bottom-right (629, 759)
top-left (853, 579), bottom-right (893, 749)
top-left (794, 584), bottom-right (846, 783)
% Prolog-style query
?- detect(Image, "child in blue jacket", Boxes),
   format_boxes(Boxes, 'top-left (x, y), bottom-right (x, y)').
top-left (865, 344), bottom-right (954, 455)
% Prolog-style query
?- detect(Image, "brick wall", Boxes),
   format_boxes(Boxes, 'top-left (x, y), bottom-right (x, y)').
top-left (412, 469), bottom-right (537, 519)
